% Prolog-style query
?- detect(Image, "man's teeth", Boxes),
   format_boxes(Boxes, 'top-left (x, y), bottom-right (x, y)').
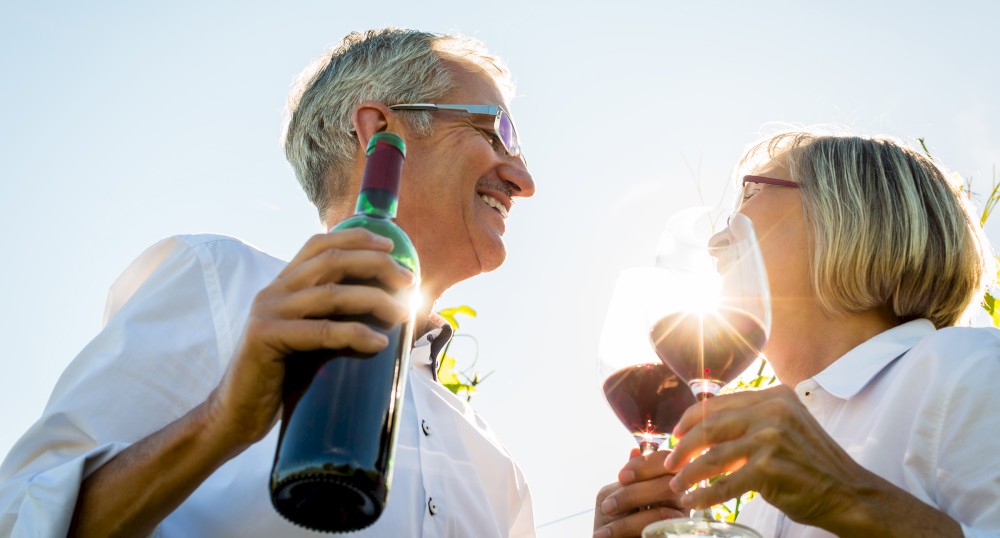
top-left (480, 194), bottom-right (509, 218)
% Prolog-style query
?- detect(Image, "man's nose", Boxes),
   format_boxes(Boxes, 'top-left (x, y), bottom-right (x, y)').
top-left (499, 158), bottom-right (535, 198)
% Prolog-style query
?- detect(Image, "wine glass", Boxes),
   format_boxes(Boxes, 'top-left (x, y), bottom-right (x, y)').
top-left (641, 206), bottom-right (770, 538)
top-left (598, 267), bottom-right (698, 456)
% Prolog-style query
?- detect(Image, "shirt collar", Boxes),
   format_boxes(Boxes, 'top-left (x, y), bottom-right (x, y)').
top-left (411, 313), bottom-right (454, 381)
top-left (809, 319), bottom-right (936, 399)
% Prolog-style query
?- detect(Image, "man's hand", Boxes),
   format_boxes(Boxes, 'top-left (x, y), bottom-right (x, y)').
top-left (207, 228), bottom-right (416, 450)
top-left (593, 448), bottom-right (686, 538)
top-left (68, 229), bottom-right (417, 537)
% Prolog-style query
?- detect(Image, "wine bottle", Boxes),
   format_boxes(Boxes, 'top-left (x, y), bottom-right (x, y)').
top-left (270, 131), bottom-right (419, 532)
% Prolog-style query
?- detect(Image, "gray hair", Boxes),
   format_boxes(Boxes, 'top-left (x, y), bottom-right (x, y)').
top-left (282, 28), bottom-right (514, 219)
top-left (738, 128), bottom-right (992, 328)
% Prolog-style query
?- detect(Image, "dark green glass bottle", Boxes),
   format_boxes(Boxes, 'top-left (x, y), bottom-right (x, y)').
top-left (270, 132), bottom-right (419, 533)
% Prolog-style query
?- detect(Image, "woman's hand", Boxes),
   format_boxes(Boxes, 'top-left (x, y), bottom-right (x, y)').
top-left (662, 385), bottom-right (961, 536)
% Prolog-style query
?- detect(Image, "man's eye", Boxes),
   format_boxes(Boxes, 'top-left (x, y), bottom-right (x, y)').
top-left (488, 134), bottom-right (503, 150)
top-left (474, 127), bottom-right (503, 150)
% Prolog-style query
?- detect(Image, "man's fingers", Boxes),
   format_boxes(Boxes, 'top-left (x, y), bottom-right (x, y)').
top-left (272, 284), bottom-right (410, 325)
top-left (257, 318), bottom-right (392, 355)
top-left (594, 507), bottom-right (685, 538)
top-left (275, 248), bottom-right (415, 295)
top-left (280, 230), bottom-right (394, 277)
top-left (619, 449), bottom-right (672, 484)
top-left (602, 473), bottom-right (681, 516)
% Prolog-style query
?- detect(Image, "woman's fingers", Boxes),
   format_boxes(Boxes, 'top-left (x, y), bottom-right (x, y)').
top-left (665, 386), bottom-right (793, 471)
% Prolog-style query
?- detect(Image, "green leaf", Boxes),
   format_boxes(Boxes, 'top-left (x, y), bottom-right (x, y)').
top-left (437, 305), bottom-right (477, 330)
top-left (436, 354), bottom-right (460, 386)
top-left (434, 305), bottom-right (489, 402)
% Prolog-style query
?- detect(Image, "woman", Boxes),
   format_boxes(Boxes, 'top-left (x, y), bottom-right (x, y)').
top-left (595, 129), bottom-right (1000, 537)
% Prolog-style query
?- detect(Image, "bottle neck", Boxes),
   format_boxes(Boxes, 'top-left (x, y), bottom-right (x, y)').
top-left (355, 188), bottom-right (398, 218)
top-left (356, 135), bottom-right (405, 219)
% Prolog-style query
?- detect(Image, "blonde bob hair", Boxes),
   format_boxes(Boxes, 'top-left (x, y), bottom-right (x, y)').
top-left (738, 128), bottom-right (992, 328)
top-left (283, 28), bottom-right (514, 219)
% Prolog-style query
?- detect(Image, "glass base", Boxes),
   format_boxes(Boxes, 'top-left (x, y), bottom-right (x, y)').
top-left (641, 517), bottom-right (762, 538)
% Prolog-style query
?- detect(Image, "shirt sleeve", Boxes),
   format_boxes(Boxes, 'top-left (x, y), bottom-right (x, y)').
top-left (508, 479), bottom-right (536, 538)
top-left (917, 329), bottom-right (1000, 537)
top-left (0, 236), bottom-right (232, 537)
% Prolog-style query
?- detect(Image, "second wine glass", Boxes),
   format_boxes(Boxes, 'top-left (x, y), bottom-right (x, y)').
top-left (646, 207), bottom-right (771, 399)
top-left (640, 206), bottom-right (770, 538)
top-left (598, 268), bottom-right (698, 456)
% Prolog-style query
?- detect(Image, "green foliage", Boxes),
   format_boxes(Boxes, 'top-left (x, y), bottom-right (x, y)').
top-left (984, 290), bottom-right (1000, 328)
top-left (438, 305), bottom-right (477, 330)
top-left (435, 305), bottom-right (492, 401)
top-left (961, 170), bottom-right (1000, 327)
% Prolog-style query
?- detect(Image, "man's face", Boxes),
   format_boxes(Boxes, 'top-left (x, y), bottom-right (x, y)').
top-left (393, 60), bottom-right (535, 297)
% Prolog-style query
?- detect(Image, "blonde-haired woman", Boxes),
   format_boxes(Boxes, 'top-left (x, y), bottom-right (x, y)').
top-left (595, 129), bottom-right (1000, 538)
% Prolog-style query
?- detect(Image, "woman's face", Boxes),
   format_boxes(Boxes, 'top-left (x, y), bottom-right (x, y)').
top-left (730, 164), bottom-right (814, 328)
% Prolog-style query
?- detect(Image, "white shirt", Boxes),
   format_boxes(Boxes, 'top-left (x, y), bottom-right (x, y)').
top-left (738, 319), bottom-right (1000, 537)
top-left (0, 234), bottom-right (534, 537)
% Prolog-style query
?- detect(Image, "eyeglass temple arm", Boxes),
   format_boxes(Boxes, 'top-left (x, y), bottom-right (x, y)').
top-left (390, 104), bottom-right (499, 115)
top-left (743, 175), bottom-right (799, 188)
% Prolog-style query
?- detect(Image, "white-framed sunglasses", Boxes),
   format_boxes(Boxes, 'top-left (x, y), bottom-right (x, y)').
top-left (389, 103), bottom-right (522, 159)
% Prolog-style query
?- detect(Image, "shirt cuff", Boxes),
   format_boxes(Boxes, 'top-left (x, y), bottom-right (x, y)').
top-left (1, 442), bottom-right (129, 538)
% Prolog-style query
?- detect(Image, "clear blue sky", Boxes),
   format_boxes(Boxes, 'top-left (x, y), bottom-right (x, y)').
top-left (2, 1), bottom-right (999, 534)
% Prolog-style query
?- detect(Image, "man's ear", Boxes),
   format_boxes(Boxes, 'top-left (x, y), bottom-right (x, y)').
top-left (352, 101), bottom-right (392, 151)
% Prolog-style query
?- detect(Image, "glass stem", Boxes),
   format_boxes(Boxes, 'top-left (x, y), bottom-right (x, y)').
top-left (689, 384), bottom-right (721, 521)
top-left (691, 504), bottom-right (715, 521)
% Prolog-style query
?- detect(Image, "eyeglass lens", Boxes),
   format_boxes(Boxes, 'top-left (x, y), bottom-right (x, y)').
top-left (741, 182), bottom-right (766, 202)
top-left (497, 110), bottom-right (518, 157)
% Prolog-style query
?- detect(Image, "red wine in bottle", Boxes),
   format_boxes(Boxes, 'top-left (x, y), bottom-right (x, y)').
top-left (602, 363), bottom-right (697, 450)
top-left (649, 307), bottom-right (766, 396)
top-left (270, 132), bottom-right (419, 533)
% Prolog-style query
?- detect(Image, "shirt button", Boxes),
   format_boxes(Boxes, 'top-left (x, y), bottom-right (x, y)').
top-left (428, 497), bottom-right (438, 515)
top-left (421, 419), bottom-right (432, 436)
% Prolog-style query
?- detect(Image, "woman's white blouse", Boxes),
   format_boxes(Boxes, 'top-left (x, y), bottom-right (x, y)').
top-left (739, 319), bottom-right (1000, 537)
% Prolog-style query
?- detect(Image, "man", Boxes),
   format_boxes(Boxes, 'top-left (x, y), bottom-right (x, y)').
top-left (0, 28), bottom-right (536, 536)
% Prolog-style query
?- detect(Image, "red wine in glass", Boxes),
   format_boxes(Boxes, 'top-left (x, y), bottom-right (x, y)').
top-left (649, 307), bottom-right (766, 399)
top-left (602, 363), bottom-right (698, 454)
